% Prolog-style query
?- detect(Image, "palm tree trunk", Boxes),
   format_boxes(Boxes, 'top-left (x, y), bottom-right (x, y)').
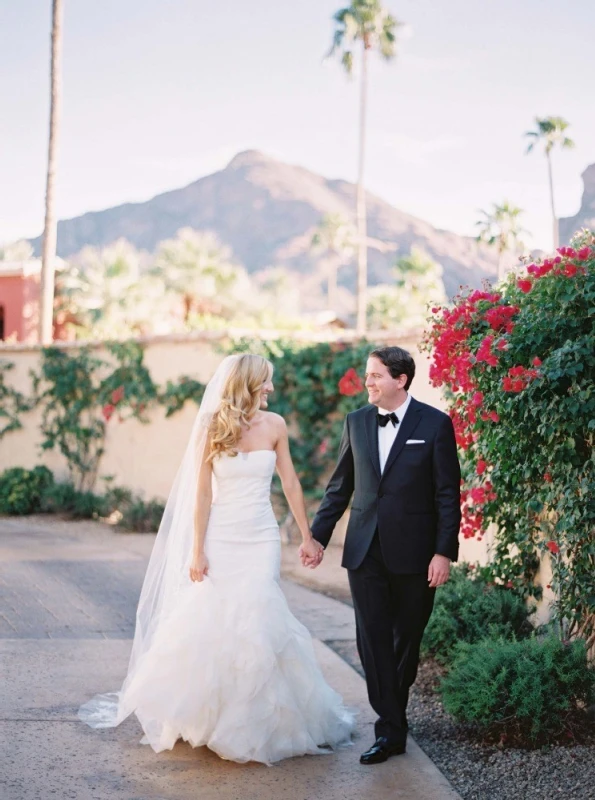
top-left (546, 150), bottom-right (558, 250)
top-left (39, 0), bottom-right (64, 344)
top-left (355, 44), bottom-right (368, 335)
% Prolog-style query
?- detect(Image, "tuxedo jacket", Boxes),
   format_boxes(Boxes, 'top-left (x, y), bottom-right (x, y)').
top-left (311, 398), bottom-right (461, 574)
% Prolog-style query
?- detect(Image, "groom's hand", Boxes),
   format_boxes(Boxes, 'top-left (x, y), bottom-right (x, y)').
top-left (428, 554), bottom-right (450, 588)
top-left (299, 539), bottom-right (324, 569)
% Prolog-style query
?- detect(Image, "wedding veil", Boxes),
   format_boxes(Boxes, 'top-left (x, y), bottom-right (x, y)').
top-left (78, 354), bottom-right (241, 729)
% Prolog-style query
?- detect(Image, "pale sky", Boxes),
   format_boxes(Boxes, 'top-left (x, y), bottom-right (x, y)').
top-left (1, 0), bottom-right (594, 251)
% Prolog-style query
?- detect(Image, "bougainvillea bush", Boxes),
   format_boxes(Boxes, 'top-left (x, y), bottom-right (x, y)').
top-left (422, 230), bottom-right (595, 649)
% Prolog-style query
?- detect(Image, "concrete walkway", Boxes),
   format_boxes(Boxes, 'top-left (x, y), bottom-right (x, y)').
top-left (0, 515), bottom-right (460, 800)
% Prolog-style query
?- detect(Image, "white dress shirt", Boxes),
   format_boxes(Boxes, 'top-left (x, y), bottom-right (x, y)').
top-left (377, 393), bottom-right (413, 473)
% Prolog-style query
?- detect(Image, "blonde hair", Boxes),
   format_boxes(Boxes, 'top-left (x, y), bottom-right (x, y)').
top-left (207, 354), bottom-right (273, 462)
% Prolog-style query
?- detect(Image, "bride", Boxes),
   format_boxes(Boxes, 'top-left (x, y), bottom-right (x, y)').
top-left (78, 353), bottom-right (355, 764)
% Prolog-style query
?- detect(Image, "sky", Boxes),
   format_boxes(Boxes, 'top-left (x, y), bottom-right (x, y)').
top-left (1, 0), bottom-right (594, 252)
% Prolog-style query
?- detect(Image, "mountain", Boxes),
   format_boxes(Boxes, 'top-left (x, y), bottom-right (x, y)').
top-left (559, 164), bottom-right (595, 244)
top-left (30, 150), bottom-right (499, 297)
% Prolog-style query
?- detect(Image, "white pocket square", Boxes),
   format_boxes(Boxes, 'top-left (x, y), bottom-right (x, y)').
top-left (406, 439), bottom-right (425, 444)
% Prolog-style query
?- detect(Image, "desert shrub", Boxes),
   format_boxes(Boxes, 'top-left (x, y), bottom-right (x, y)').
top-left (421, 564), bottom-right (534, 663)
top-left (441, 634), bottom-right (595, 744)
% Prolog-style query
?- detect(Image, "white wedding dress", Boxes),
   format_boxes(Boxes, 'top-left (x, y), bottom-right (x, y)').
top-left (82, 449), bottom-right (354, 764)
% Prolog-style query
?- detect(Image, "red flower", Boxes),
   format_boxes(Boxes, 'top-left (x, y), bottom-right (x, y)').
top-left (111, 385), bottom-right (125, 405)
top-left (338, 368), bottom-right (364, 397)
top-left (546, 540), bottom-right (560, 555)
top-left (318, 438), bottom-right (329, 456)
top-left (544, 472), bottom-right (552, 483)
top-left (102, 403), bottom-right (115, 422)
top-left (532, 357), bottom-right (542, 367)
top-left (476, 460), bottom-right (487, 475)
top-left (502, 376), bottom-right (513, 392)
top-left (563, 264), bottom-right (578, 277)
top-left (517, 279), bottom-right (532, 294)
top-left (577, 246), bottom-right (591, 260)
top-left (472, 391), bottom-right (484, 407)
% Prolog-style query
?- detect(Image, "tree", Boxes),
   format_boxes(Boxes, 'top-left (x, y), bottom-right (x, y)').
top-left (310, 213), bottom-right (356, 311)
top-left (367, 247), bottom-right (446, 329)
top-left (475, 201), bottom-right (528, 281)
top-left (152, 228), bottom-right (238, 322)
top-left (329, 1), bottom-right (400, 334)
top-left (39, 0), bottom-right (64, 344)
top-left (0, 241), bottom-right (34, 261)
top-left (525, 116), bottom-right (574, 250)
top-left (56, 239), bottom-right (169, 339)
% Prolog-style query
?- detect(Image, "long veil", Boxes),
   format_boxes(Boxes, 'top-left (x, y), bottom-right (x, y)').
top-left (78, 354), bottom-right (240, 729)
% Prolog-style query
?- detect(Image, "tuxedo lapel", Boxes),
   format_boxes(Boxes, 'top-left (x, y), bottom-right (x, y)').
top-left (380, 399), bottom-right (423, 480)
top-left (364, 405), bottom-right (381, 480)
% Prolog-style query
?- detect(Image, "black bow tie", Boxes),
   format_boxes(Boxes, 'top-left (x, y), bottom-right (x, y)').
top-left (377, 412), bottom-right (399, 428)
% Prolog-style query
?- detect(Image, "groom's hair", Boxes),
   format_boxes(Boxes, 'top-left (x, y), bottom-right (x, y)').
top-left (369, 346), bottom-right (416, 390)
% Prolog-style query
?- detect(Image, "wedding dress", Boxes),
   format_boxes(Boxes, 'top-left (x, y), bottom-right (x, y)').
top-left (79, 447), bottom-right (354, 764)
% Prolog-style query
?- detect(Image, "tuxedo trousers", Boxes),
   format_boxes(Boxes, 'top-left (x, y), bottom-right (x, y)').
top-left (347, 530), bottom-right (436, 744)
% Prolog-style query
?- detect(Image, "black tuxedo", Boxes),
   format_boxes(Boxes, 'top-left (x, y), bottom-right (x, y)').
top-left (311, 397), bottom-right (461, 744)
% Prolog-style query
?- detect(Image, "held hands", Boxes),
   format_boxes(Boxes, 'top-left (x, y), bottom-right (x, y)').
top-left (428, 554), bottom-right (450, 588)
top-left (189, 552), bottom-right (209, 583)
top-left (299, 537), bottom-right (324, 569)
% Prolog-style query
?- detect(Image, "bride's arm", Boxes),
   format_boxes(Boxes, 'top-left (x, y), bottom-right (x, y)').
top-left (190, 442), bottom-right (213, 582)
top-left (274, 416), bottom-right (323, 565)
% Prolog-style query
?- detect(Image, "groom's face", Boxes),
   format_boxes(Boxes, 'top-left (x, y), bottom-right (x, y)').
top-left (365, 357), bottom-right (407, 409)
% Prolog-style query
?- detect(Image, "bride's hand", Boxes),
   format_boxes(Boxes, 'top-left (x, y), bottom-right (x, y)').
top-left (299, 538), bottom-right (324, 569)
top-left (189, 552), bottom-right (209, 582)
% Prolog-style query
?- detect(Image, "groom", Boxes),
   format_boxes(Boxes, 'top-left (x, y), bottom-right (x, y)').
top-left (302, 346), bottom-right (461, 765)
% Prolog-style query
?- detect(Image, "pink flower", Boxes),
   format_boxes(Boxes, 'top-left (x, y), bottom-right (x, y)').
top-left (563, 264), bottom-right (578, 277)
top-left (532, 357), bottom-right (542, 367)
top-left (476, 460), bottom-right (487, 475)
top-left (517, 279), bottom-right (532, 294)
top-left (102, 404), bottom-right (115, 422)
top-left (472, 391), bottom-right (484, 407)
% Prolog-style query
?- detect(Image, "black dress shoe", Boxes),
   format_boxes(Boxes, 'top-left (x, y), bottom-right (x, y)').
top-left (360, 736), bottom-right (406, 765)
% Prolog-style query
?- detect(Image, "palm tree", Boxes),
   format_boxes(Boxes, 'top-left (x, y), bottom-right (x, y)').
top-left (329, 1), bottom-right (400, 334)
top-left (476, 201), bottom-right (528, 280)
top-left (152, 228), bottom-right (238, 322)
top-left (39, 0), bottom-right (64, 344)
top-left (525, 116), bottom-right (574, 250)
top-left (310, 213), bottom-right (356, 311)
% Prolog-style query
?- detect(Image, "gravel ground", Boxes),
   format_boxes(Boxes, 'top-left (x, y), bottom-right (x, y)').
top-left (328, 639), bottom-right (595, 800)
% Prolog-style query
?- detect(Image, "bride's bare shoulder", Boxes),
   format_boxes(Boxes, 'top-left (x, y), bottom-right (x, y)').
top-left (261, 411), bottom-right (287, 431)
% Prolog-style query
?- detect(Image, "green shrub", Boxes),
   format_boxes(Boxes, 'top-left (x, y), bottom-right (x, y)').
top-left (0, 466), bottom-right (54, 515)
top-left (421, 564), bottom-right (534, 663)
top-left (441, 634), bottom-right (595, 743)
top-left (118, 497), bottom-right (165, 532)
top-left (0, 465), bottom-right (163, 531)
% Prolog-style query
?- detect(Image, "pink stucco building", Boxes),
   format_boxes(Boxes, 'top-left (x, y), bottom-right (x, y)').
top-left (0, 260), bottom-right (42, 343)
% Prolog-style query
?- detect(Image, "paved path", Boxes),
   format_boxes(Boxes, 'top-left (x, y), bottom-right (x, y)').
top-left (0, 515), bottom-right (460, 800)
